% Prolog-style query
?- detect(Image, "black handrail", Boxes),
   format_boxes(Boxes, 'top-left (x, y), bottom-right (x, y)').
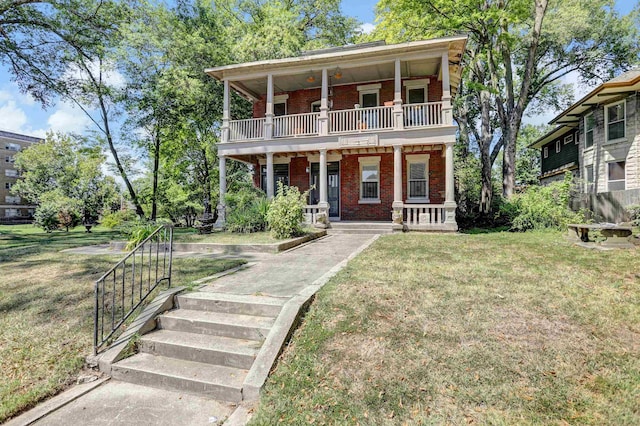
top-left (93, 225), bottom-right (173, 354)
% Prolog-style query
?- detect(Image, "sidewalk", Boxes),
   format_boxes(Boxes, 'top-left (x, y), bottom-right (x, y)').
top-left (9, 233), bottom-right (377, 426)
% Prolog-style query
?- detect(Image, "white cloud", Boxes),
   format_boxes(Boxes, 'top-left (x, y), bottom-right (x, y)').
top-left (65, 60), bottom-right (126, 89)
top-left (359, 23), bottom-right (376, 34)
top-left (46, 101), bottom-right (93, 134)
top-left (0, 100), bottom-right (28, 132)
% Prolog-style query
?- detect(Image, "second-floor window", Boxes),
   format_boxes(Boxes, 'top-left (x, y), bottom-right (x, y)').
top-left (564, 134), bottom-right (573, 144)
top-left (543, 147), bottom-right (548, 158)
top-left (606, 101), bottom-right (625, 141)
top-left (5, 169), bottom-right (18, 177)
top-left (5, 143), bottom-right (20, 151)
top-left (5, 182), bottom-right (11, 190)
top-left (5, 195), bottom-right (20, 204)
top-left (5, 155), bottom-right (14, 163)
top-left (555, 140), bottom-right (561, 153)
top-left (584, 113), bottom-right (594, 148)
top-left (357, 84), bottom-right (380, 108)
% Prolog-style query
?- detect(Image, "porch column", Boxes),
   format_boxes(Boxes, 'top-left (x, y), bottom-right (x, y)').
top-left (444, 142), bottom-right (457, 229)
top-left (222, 80), bottom-right (230, 143)
top-left (392, 145), bottom-right (404, 229)
top-left (441, 52), bottom-right (453, 125)
top-left (319, 68), bottom-right (329, 136)
top-left (318, 149), bottom-right (329, 208)
top-left (216, 155), bottom-right (227, 226)
top-left (393, 58), bottom-right (403, 130)
top-left (265, 73), bottom-right (274, 139)
top-left (266, 152), bottom-right (274, 199)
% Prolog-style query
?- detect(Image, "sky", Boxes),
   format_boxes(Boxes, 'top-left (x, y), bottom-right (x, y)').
top-left (0, 0), bottom-right (636, 138)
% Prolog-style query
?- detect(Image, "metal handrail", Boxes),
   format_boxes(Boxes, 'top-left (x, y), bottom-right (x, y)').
top-left (93, 224), bottom-right (173, 354)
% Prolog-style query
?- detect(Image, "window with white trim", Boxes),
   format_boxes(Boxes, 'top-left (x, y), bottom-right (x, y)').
top-left (555, 140), bottom-right (561, 153)
top-left (574, 131), bottom-right (579, 145)
top-left (5, 169), bottom-right (18, 177)
top-left (5, 155), bottom-right (14, 163)
top-left (584, 113), bottom-right (594, 148)
top-left (358, 156), bottom-right (380, 202)
top-left (5, 182), bottom-right (11, 190)
top-left (564, 134), bottom-right (573, 145)
top-left (403, 79), bottom-right (429, 104)
top-left (406, 154), bottom-right (429, 200)
top-left (357, 84), bottom-right (380, 108)
top-left (543, 147), bottom-right (548, 158)
top-left (606, 101), bottom-right (625, 141)
top-left (608, 161), bottom-right (625, 191)
top-left (310, 100), bottom-right (321, 112)
top-left (4, 208), bottom-right (18, 218)
top-left (273, 94), bottom-right (288, 116)
top-left (5, 195), bottom-right (20, 204)
top-left (585, 164), bottom-right (594, 192)
top-left (5, 143), bottom-right (20, 151)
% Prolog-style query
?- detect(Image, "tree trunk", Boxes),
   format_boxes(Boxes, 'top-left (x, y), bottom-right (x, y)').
top-left (502, 126), bottom-right (517, 198)
top-left (151, 131), bottom-right (160, 221)
top-left (480, 148), bottom-right (492, 214)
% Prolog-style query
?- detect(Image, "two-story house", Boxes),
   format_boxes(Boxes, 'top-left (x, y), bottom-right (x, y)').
top-left (206, 37), bottom-right (467, 231)
top-left (533, 69), bottom-right (640, 220)
top-left (0, 130), bottom-right (41, 222)
top-left (531, 126), bottom-right (580, 185)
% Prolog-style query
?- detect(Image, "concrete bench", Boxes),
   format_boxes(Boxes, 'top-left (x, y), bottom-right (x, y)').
top-left (568, 223), bottom-right (633, 248)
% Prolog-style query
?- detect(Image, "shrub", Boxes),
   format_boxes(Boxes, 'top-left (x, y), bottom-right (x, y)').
top-left (33, 203), bottom-right (60, 232)
top-left (502, 173), bottom-right (585, 231)
top-left (626, 204), bottom-right (640, 226)
top-left (266, 182), bottom-right (308, 239)
top-left (225, 188), bottom-right (269, 233)
top-left (122, 220), bottom-right (160, 250)
top-left (101, 210), bottom-right (137, 229)
top-left (33, 191), bottom-right (81, 232)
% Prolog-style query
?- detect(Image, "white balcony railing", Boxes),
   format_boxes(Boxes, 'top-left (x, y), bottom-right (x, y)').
top-left (404, 204), bottom-right (445, 226)
top-left (274, 112), bottom-right (319, 138)
top-left (402, 102), bottom-right (442, 128)
top-left (229, 117), bottom-right (265, 141)
top-left (328, 105), bottom-right (394, 134)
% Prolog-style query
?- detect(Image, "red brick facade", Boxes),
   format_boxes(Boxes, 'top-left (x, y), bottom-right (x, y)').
top-left (253, 77), bottom-right (442, 118)
top-left (252, 148), bottom-right (445, 221)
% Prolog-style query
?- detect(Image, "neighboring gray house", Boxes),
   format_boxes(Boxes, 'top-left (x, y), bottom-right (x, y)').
top-left (538, 69), bottom-right (640, 221)
top-left (531, 126), bottom-right (580, 185)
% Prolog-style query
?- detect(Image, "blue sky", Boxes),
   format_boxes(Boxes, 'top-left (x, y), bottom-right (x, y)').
top-left (0, 0), bottom-right (636, 137)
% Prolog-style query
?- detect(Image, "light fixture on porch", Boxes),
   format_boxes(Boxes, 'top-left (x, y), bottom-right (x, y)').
top-left (334, 67), bottom-right (342, 80)
top-left (306, 72), bottom-right (316, 83)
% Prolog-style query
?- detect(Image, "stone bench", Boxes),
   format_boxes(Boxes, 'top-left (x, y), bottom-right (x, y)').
top-left (567, 223), bottom-right (634, 248)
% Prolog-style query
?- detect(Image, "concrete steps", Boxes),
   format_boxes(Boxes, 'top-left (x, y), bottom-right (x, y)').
top-left (111, 292), bottom-right (285, 402)
top-left (328, 221), bottom-right (394, 234)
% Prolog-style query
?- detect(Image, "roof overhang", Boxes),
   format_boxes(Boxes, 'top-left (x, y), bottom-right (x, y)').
top-left (205, 36), bottom-right (468, 101)
top-left (529, 125), bottom-right (577, 149)
top-left (550, 71), bottom-right (640, 126)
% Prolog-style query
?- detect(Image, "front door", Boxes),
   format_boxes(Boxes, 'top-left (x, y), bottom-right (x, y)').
top-left (310, 162), bottom-right (340, 218)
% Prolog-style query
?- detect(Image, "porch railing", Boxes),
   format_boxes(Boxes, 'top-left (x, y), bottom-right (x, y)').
top-left (274, 112), bottom-right (319, 138)
top-left (328, 105), bottom-right (394, 134)
top-left (404, 204), bottom-right (445, 226)
top-left (93, 225), bottom-right (173, 354)
top-left (230, 117), bottom-right (265, 141)
top-left (403, 102), bottom-right (442, 128)
top-left (303, 205), bottom-right (321, 224)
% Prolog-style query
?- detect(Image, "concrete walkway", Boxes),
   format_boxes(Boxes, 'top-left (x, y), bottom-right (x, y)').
top-left (10, 233), bottom-right (377, 426)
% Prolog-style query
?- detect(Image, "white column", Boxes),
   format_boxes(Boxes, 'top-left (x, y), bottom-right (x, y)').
top-left (441, 52), bottom-right (453, 125)
top-left (265, 73), bottom-right (274, 139)
top-left (319, 68), bottom-right (329, 136)
top-left (393, 59), bottom-right (403, 130)
top-left (266, 152), bottom-right (274, 199)
top-left (392, 145), bottom-right (403, 228)
top-left (319, 149), bottom-right (328, 207)
top-left (444, 142), bottom-right (457, 229)
top-left (216, 155), bottom-right (227, 225)
top-left (222, 80), bottom-right (230, 143)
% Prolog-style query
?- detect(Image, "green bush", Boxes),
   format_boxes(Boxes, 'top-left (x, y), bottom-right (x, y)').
top-left (33, 191), bottom-right (81, 232)
top-left (266, 182), bottom-right (308, 239)
top-left (225, 188), bottom-right (269, 233)
top-left (502, 173), bottom-right (585, 231)
top-left (33, 203), bottom-right (60, 232)
top-left (122, 220), bottom-right (160, 250)
top-left (101, 210), bottom-right (137, 229)
top-left (626, 204), bottom-right (640, 226)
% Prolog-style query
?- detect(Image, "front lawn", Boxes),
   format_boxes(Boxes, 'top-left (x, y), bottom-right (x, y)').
top-left (0, 224), bottom-right (245, 422)
top-left (251, 231), bottom-right (640, 425)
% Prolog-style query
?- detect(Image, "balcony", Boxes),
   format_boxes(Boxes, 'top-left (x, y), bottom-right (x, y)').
top-left (226, 102), bottom-right (445, 143)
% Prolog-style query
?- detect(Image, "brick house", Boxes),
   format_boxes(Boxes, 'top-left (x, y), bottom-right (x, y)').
top-left (206, 37), bottom-right (467, 231)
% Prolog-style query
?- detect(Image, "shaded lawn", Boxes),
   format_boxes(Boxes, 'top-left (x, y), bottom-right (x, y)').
top-left (0, 225), bottom-right (245, 422)
top-left (251, 231), bottom-right (640, 425)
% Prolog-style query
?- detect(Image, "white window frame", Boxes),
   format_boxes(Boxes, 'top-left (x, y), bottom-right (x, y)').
top-left (585, 164), bottom-right (594, 192)
top-left (358, 156), bottom-right (381, 204)
top-left (273, 94), bottom-right (288, 116)
top-left (5, 169), bottom-right (18, 177)
top-left (543, 147), bottom-right (548, 158)
top-left (5, 143), bottom-right (20, 151)
top-left (574, 131), bottom-right (579, 145)
top-left (605, 100), bottom-right (625, 142)
top-left (403, 79), bottom-right (430, 104)
top-left (4, 208), bottom-right (18, 218)
top-left (564, 134), bottom-right (573, 145)
top-left (406, 154), bottom-right (430, 201)
top-left (607, 160), bottom-right (626, 191)
top-left (310, 100), bottom-right (321, 112)
top-left (555, 140), bottom-right (561, 153)
top-left (357, 83), bottom-right (381, 108)
top-left (584, 113), bottom-right (594, 149)
top-left (5, 155), bottom-right (14, 163)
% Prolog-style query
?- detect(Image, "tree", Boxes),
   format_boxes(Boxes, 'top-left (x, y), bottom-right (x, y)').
top-left (372, 0), bottom-right (640, 212)
top-left (12, 133), bottom-right (119, 231)
top-left (514, 124), bottom-right (545, 188)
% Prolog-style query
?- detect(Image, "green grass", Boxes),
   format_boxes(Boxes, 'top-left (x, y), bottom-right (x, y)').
top-left (250, 231), bottom-right (640, 425)
top-left (0, 224), bottom-right (245, 422)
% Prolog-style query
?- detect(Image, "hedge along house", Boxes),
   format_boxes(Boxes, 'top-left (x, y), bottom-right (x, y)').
top-left (530, 126), bottom-right (580, 185)
top-left (206, 37), bottom-right (467, 231)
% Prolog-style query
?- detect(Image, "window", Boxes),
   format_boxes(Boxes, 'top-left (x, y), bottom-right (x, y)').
top-left (5, 155), bottom-right (14, 163)
top-left (357, 84), bottom-right (381, 108)
top-left (606, 101), bottom-right (625, 141)
top-left (311, 100), bottom-right (321, 113)
top-left (574, 131), bottom-right (579, 145)
top-left (5, 143), bottom-right (20, 151)
top-left (543, 147), bottom-right (548, 158)
top-left (404, 79), bottom-right (429, 105)
top-left (5, 195), bottom-right (20, 204)
top-left (555, 140), bottom-right (561, 153)
top-left (564, 134), bottom-right (573, 145)
top-left (608, 161), bottom-right (625, 191)
top-left (273, 94), bottom-right (288, 116)
top-left (584, 113), bottom-right (594, 148)
top-left (5, 169), bottom-right (18, 177)
top-left (4, 208), bottom-right (18, 218)
top-left (585, 164), bottom-right (594, 192)
top-left (358, 156), bottom-right (380, 202)
top-left (5, 182), bottom-right (11, 190)
top-left (260, 163), bottom-right (289, 193)
top-left (406, 154), bottom-right (429, 200)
